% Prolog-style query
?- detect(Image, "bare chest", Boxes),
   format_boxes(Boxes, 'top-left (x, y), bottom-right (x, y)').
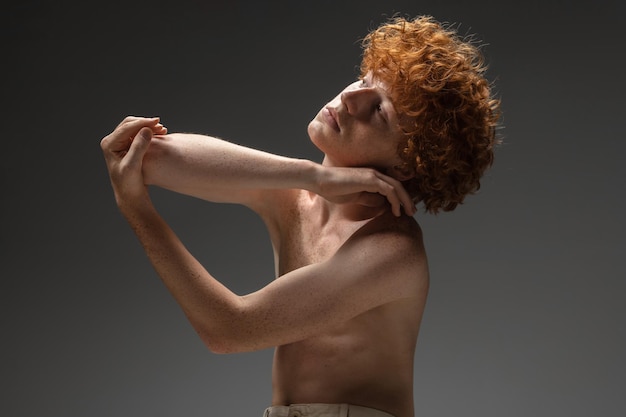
top-left (275, 196), bottom-right (365, 276)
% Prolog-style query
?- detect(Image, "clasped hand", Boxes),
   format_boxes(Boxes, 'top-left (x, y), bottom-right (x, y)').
top-left (100, 116), bottom-right (167, 207)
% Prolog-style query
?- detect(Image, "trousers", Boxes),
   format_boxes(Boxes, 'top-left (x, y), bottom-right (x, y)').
top-left (263, 404), bottom-right (396, 417)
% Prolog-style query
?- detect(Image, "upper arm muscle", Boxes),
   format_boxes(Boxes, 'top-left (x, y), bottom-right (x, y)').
top-left (223, 230), bottom-right (426, 352)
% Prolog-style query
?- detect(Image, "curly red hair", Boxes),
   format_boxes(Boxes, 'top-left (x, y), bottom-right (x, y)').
top-left (360, 15), bottom-right (501, 213)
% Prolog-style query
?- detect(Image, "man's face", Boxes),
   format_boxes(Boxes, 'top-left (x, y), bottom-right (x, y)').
top-left (308, 72), bottom-right (408, 177)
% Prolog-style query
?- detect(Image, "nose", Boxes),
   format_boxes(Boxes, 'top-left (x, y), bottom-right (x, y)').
top-left (340, 88), bottom-right (379, 119)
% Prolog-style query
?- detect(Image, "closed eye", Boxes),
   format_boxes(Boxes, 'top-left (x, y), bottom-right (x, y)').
top-left (375, 103), bottom-right (388, 124)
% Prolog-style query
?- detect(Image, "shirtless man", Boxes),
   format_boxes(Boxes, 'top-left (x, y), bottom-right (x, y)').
top-left (100, 16), bottom-right (500, 417)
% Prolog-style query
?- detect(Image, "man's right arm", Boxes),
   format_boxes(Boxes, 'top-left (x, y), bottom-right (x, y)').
top-left (140, 119), bottom-right (415, 216)
top-left (143, 132), bottom-right (317, 211)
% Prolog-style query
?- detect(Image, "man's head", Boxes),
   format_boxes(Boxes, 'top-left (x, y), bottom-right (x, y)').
top-left (308, 73), bottom-right (412, 178)
top-left (361, 15), bottom-right (501, 214)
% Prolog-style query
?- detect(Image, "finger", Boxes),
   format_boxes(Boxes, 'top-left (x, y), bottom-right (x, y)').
top-left (116, 117), bottom-right (160, 138)
top-left (152, 123), bottom-right (167, 135)
top-left (377, 180), bottom-right (402, 217)
top-left (125, 127), bottom-right (153, 166)
top-left (102, 117), bottom-right (161, 153)
top-left (393, 184), bottom-right (416, 216)
top-left (358, 172), bottom-right (401, 216)
top-left (115, 115), bottom-right (158, 130)
top-left (374, 172), bottom-right (416, 216)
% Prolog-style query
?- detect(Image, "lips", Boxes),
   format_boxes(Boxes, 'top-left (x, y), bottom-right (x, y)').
top-left (322, 107), bottom-right (340, 132)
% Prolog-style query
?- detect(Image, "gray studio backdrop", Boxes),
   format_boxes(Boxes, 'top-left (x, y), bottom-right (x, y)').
top-left (2, 1), bottom-right (624, 416)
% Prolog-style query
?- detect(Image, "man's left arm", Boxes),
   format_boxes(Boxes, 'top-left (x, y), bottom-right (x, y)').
top-left (106, 190), bottom-right (426, 354)
top-left (100, 119), bottom-right (243, 348)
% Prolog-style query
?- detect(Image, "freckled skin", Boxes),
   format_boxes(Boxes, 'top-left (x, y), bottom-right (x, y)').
top-left (253, 73), bottom-right (432, 413)
top-left (100, 73), bottom-right (429, 417)
top-left (263, 189), bottom-right (428, 417)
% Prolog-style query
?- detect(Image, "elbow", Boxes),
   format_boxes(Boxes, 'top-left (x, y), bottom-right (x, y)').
top-left (191, 297), bottom-right (263, 354)
top-left (195, 322), bottom-right (254, 355)
top-left (201, 333), bottom-right (240, 354)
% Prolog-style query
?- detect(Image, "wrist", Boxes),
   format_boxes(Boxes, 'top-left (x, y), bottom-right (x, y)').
top-left (303, 159), bottom-right (324, 194)
top-left (114, 188), bottom-right (154, 218)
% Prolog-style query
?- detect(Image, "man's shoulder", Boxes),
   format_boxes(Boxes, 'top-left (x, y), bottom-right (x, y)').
top-left (354, 211), bottom-right (423, 248)
top-left (341, 212), bottom-right (427, 272)
top-left (329, 213), bottom-right (428, 303)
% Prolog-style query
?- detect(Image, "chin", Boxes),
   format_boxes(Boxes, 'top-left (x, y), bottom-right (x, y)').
top-left (307, 119), bottom-right (324, 147)
top-left (307, 113), bottom-right (341, 156)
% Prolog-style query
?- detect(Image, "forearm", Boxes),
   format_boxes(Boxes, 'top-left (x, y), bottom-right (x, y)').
top-left (142, 132), bottom-right (416, 216)
top-left (143, 133), bottom-right (320, 205)
top-left (120, 198), bottom-right (243, 352)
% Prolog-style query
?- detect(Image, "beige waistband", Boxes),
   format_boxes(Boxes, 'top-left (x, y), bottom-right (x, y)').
top-left (263, 404), bottom-right (395, 417)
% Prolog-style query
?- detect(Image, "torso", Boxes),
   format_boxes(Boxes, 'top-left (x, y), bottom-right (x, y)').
top-left (260, 189), bottom-right (429, 417)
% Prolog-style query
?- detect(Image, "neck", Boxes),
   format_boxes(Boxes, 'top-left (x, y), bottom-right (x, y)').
top-left (308, 191), bottom-right (389, 224)
top-left (317, 155), bottom-right (393, 222)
